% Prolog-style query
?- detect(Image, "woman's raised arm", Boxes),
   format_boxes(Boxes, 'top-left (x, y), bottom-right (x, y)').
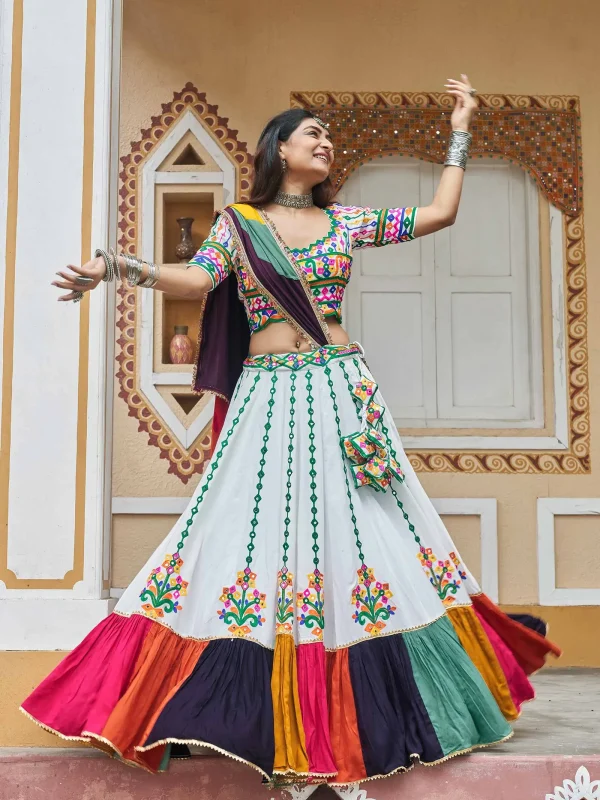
top-left (413, 74), bottom-right (478, 238)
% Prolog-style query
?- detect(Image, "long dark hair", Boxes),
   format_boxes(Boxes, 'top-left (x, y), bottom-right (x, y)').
top-left (248, 109), bottom-right (337, 209)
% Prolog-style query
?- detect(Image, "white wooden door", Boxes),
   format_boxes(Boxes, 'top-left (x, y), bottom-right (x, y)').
top-left (340, 157), bottom-right (542, 430)
top-left (433, 161), bottom-right (542, 425)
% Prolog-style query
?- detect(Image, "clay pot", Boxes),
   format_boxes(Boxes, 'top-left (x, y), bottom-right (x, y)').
top-left (169, 325), bottom-right (194, 365)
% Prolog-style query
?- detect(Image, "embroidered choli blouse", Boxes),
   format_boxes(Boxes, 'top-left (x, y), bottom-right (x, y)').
top-left (187, 204), bottom-right (418, 335)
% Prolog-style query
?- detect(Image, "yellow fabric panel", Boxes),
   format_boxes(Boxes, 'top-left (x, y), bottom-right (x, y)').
top-left (448, 605), bottom-right (519, 722)
top-left (229, 203), bottom-right (264, 223)
top-left (271, 634), bottom-right (309, 775)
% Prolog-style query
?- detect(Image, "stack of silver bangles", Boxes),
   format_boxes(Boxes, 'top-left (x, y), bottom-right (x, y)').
top-left (444, 129), bottom-right (472, 170)
top-left (94, 248), bottom-right (160, 288)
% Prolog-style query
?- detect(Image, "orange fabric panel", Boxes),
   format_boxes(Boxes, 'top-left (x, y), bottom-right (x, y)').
top-left (471, 593), bottom-right (561, 674)
top-left (271, 634), bottom-right (309, 776)
top-left (101, 622), bottom-right (207, 770)
top-left (448, 606), bottom-right (518, 722)
top-left (326, 648), bottom-right (367, 784)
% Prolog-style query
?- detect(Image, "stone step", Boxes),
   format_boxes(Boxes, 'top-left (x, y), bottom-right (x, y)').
top-left (1, 751), bottom-right (599, 800)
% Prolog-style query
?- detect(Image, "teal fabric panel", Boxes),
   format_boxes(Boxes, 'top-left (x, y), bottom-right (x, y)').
top-left (230, 208), bottom-right (298, 280)
top-left (403, 616), bottom-right (512, 756)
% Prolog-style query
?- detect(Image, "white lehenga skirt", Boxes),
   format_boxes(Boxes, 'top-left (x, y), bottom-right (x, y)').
top-left (21, 342), bottom-right (559, 785)
top-left (116, 342), bottom-right (478, 644)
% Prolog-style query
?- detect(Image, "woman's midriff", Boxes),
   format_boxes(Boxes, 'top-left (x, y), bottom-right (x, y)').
top-left (248, 319), bottom-right (350, 356)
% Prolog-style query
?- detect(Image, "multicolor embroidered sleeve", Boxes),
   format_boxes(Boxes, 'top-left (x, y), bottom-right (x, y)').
top-left (336, 205), bottom-right (418, 249)
top-left (186, 213), bottom-right (236, 289)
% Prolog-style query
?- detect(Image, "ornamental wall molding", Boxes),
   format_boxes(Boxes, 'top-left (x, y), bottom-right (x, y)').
top-left (117, 83), bottom-right (252, 482)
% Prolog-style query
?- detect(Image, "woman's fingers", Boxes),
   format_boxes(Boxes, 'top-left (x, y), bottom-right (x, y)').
top-left (445, 86), bottom-right (477, 107)
top-left (52, 276), bottom-right (94, 292)
top-left (57, 291), bottom-right (80, 302)
top-left (63, 262), bottom-right (88, 276)
top-left (55, 270), bottom-right (83, 282)
top-left (53, 259), bottom-right (100, 302)
top-left (445, 76), bottom-right (472, 90)
top-left (52, 275), bottom-right (77, 289)
top-left (445, 89), bottom-right (466, 103)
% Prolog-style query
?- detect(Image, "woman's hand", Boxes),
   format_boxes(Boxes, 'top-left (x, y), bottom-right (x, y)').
top-left (51, 255), bottom-right (106, 302)
top-left (444, 74), bottom-right (478, 132)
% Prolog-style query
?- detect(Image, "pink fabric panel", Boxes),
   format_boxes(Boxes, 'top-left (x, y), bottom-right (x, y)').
top-left (22, 613), bottom-right (152, 737)
top-left (475, 610), bottom-right (535, 712)
top-left (296, 643), bottom-right (337, 775)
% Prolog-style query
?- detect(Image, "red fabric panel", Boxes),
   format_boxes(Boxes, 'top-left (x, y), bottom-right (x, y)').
top-left (470, 593), bottom-right (561, 675)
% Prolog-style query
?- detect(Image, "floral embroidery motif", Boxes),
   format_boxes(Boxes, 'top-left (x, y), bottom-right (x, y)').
top-left (352, 565), bottom-right (397, 635)
top-left (218, 569), bottom-right (267, 637)
top-left (417, 547), bottom-right (468, 606)
top-left (140, 552), bottom-right (189, 619)
top-left (276, 567), bottom-right (295, 635)
top-left (296, 569), bottom-right (325, 639)
top-left (341, 377), bottom-right (405, 492)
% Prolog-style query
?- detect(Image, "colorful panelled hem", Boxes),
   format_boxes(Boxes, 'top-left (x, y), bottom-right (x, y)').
top-left (21, 343), bottom-right (561, 788)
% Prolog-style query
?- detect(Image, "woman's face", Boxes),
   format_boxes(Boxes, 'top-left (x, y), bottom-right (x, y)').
top-left (279, 118), bottom-right (334, 182)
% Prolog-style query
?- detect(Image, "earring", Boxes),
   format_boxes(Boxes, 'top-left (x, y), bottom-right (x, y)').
top-left (281, 157), bottom-right (287, 172)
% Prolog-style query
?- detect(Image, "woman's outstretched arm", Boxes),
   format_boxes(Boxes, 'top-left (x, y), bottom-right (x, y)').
top-left (413, 74), bottom-right (478, 238)
top-left (52, 249), bottom-right (214, 302)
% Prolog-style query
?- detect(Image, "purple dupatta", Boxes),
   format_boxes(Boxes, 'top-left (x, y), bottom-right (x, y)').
top-left (193, 206), bottom-right (331, 402)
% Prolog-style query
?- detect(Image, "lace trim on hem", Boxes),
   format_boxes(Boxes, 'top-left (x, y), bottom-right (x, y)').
top-left (18, 706), bottom-right (91, 744)
top-left (329, 730), bottom-right (515, 787)
top-left (134, 737), bottom-right (271, 780)
top-left (113, 607), bottom-right (454, 649)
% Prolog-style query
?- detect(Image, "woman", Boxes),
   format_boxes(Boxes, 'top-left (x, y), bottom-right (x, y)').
top-left (25, 75), bottom-right (559, 790)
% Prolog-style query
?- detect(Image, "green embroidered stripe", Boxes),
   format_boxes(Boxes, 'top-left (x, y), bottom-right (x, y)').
top-left (340, 358), bottom-right (422, 548)
top-left (374, 208), bottom-right (387, 246)
top-left (324, 364), bottom-right (365, 564)
top-left (244, 285), bottom-right (275, 301)
top-left (230, 373), bottom-right (245, 404)
top-left (339, 359), bottom-right (363, 418)
top-left (402, 206), bottom-right (418, 239)
top-left (175, 372), bottom-right (261, 554)
top-left (245, 372), bottom-right (278, 567)
top-left (309, 276), bottom-right (348, 289)
top-left (282, 372), bottom-right (297, 567)
top-left (305, 370), bottom-right (320, 569)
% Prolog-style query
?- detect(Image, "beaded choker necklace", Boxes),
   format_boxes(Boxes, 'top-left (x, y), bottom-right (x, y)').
top-left (273, 190), bottom-right (314, 209)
